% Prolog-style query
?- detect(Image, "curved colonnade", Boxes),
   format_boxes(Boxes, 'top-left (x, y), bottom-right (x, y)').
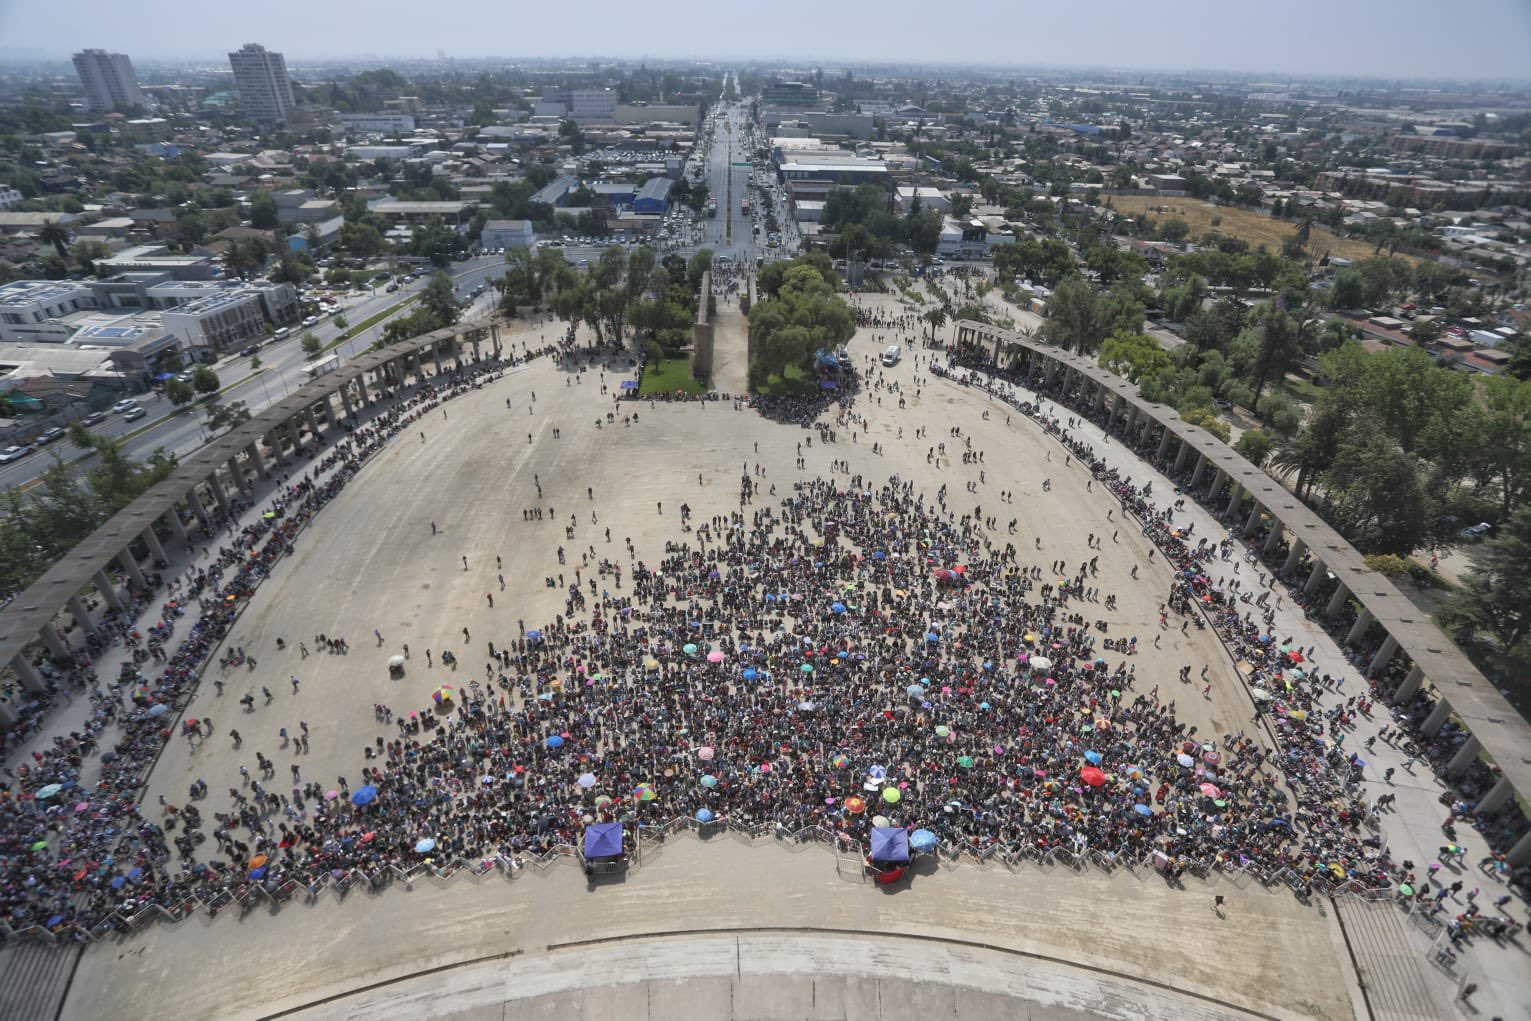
top-left (951, 318), bottom-right (1531, 865)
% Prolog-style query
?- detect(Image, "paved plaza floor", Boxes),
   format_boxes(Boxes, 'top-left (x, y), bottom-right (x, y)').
top-left (46, 297), bottom-right (1526, 1020)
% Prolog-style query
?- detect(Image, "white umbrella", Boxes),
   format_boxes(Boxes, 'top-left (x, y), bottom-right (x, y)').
top-left (576, 773), bottom-right (597, 789)
top-left (1030, 656), bottom-right (1053, 671)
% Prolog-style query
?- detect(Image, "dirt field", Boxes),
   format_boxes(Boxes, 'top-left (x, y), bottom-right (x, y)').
top-left (1110, 195), bottom-right (1407, 265)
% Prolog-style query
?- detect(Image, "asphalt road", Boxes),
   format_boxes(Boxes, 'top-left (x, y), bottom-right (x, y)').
top-left (0, 255), bottom-right (510, 493)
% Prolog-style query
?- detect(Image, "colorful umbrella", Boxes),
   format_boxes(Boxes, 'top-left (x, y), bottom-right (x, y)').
top-left (432, 685), bottom-right (453, 704)
top-left (697, 747), bottom-right (715, 761)
top-left (1080, 766), bottom-right (1107, 788)
top-left (845, 796), bottom-right (866, 814)
top-left (700, 774), bottom-right (719, 788)
top-left (882, 787), bottom-right (902, 804)
top-left (633, 783), bottom-right (657, 802)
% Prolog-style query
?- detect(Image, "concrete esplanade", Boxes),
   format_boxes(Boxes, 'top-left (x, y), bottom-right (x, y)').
top-left (0, 322), bottom-right (499, 726)
top-left (953, 318), bottom-right (1531, 865)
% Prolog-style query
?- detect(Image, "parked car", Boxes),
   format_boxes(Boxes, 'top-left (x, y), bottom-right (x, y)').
top-left (0, 444), bottom-right (33, 463)
top-left (112, 398), bottom-right (139, 414)
top-left (239, 344), bottom-right (261, 357)
top-left (36, 427), bottom-right (66, 445)
top-left (1458, 522), bottom-right (1493, 542)
top-left (123, 406), bottom-right (147, 422)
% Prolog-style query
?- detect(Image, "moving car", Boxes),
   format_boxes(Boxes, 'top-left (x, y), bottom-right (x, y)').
top-left (112, 398), bottom-right (139, 414)
top-left (0, 444), bottom-right (33, 463)
top-left (881, 345), bottom-right (902, 367)
top-left (81, 411), bottom-right (106, 426)
top-left (36, 427), bottom-right (66, 445)
top-left (123, 406), bottom-right (147, 422)
top-left (1458, 522), bottom-right (1493, 542)
top-left (240, 344), bottom-right (261, 357)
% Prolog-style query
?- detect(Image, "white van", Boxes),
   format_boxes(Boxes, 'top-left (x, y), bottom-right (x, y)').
top-left (881, 345), bottom-right (902, 367)
top-left (273, 327), bottom-right (291, 340)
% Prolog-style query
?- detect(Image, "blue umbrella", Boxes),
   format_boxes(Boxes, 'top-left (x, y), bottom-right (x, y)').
top-left (350, 785), bottom-right (379, 806)
top-left (872, 551), bottom-right (887, 560)
top-left (1084, 751), bottom-right (1103, 765)
top-left (695, 808), bottom-right (715, 823)
top-left (110, 876), bottom-right (126, 889)
top-left (867, 764), bottom-right (887, 780)
top-left (249, 866), bottom-right (267, 879)
top-left (924, 632), bottom-right (940, 643)
top-left (830, 602), bottom-right (846, 614)
top-left (46, 914), bottom-right (65, 928)
top-left (1133, 804), bottom-right (1153, 817)
top-left (126, 867), bottom-right (142, 880)
top-left (415, 838), bottom-right (436, 853)
top-left (526, 630), bottom-right (542, 640)
top-left (146, 703), bottom-right (169, 718)
top-left (546, 735), bottom-right (565, 749)
top-left (909, 828), bottom-right (939, 852)
top-left (742, 667), bottom-right (758, 681)
top-left (906, 684), bottom-right (926, 698)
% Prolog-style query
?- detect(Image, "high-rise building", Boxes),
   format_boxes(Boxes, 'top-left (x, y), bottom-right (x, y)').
top-left (228, 43), bottom-right (295, 125)
top-left (72, 49), bottom-right (146, 112)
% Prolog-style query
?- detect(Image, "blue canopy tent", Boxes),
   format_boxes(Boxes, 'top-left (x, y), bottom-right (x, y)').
top-left (869, 827), bottom-right (910, 864)
top-left (583, 822), bottom-right (624, 859)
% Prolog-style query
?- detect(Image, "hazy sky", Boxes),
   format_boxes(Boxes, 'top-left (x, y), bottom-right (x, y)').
top-left (4, 0), bottom-right (1529, 80)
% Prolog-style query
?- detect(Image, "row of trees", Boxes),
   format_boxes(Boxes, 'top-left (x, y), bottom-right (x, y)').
top-left (0, 429), bottom-right (177, 601)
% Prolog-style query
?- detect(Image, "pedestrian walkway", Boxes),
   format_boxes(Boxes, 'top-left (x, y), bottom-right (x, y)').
top-left (708, 292), bottom-right (750, 395)
top-left (0, 940), bottom-right (80, 1021)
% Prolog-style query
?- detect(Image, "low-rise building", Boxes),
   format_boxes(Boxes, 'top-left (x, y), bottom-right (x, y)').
top-left (335, 113), bottom-right (416, 135)
top-left (480, 220), bottom-right (534, 250)
top-left (633, 177), bottom-right (674, 214)
top-left (366, 199), bottom-right (478, 226)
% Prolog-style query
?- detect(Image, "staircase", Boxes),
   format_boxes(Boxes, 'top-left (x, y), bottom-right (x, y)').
top-left (1338, 899), bottom-right (1446, 1021)
top-left (0, 941), bottom-right (81, 1021)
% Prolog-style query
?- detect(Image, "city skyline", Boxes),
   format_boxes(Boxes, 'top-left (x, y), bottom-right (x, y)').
top-left (2, 0), bottom-right (1530, 82)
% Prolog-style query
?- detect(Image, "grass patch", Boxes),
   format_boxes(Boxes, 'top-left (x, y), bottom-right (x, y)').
top-left (639, 357), bottom-right (706, 396)
top-left (323, 299), bottom-right (416, 353)
top-left (754, 363), bottom-right (817, 399)
top-left (1109, 196), bottom-right (1418, 266)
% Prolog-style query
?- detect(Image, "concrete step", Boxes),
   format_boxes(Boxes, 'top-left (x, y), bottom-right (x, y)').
top-left (1338, 899), bottom-right (1443, 1021)
top-left (0, 940), bottom-right (81, 1021)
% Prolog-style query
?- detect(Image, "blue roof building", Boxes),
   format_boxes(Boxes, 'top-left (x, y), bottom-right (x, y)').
top-left (632, 177), bottom-right (673, 214)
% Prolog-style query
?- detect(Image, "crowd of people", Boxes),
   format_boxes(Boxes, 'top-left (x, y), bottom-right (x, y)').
top-left (0, 347), bottom-right (553, 937)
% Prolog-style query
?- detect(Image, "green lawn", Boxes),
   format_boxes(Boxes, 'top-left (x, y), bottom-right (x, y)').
top-left (639, 357), bottom-right (706, 396)
top-left (754, 363), bottom-right (818, 398)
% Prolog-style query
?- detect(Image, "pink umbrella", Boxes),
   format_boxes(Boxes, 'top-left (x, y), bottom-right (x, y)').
top-left (1199, 783), bottom-right (1221, 798)
top-left (697, 747), bottom-right (715, 761)
top-left (706, 650), bottom-right (724, 663)
top-left (325, 790), bottom-right (339, 801)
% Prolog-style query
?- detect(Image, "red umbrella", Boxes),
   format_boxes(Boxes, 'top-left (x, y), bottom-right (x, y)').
top-left (1080, 766), bottom-right (1107, 788)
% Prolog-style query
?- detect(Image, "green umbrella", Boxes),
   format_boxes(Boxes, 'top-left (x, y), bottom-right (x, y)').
top-left (30, 840), bottom-right (48, 851)
top-left (935, 725), bottom-right (951, 738)
top-left (956, 756), bottom-right (974, 769)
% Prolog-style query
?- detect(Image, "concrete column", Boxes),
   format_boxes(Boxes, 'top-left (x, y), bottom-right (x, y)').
top-left (1110, 394), bottom-right (1124, 427)
top-left (1156, 427), bottom-right (1173, 460)
top-left (470, 336), bottom-right (482, 362)
top-left (356, 374), bottom-right (370, 405)
top-left (1204, 467), bottom-right (1226, 503)
top-left (1262, 520), bottom-right (1284, 556)
top-left (1420, 697), bottom-right (1452, 736)
top-left (1506, 822), bottom-right (1531, 868)
top-left (1093, 382), bottom-right (1107, 412)
top-left (433, 344), bottom-right (443, 374)
top-left (1173, 439), bottom-right (1192, 473)
top-left (1126, 404), bottom-right (1139, 433)
top-left (165, 505), bottom-right (191, 543)
top-left (1190, 452), bottom-right (1209, 488)
top-left (1303, 559), bottom-right (1327, 595)
top-left (1245, 501), bottom-right (1264, 538)
top-left (118, 549), bottom-right (147, 589)
top-left (1446, 736), bottom-right (1482, 777)
top-left (226, 455), bottom-right (245, 493)
top-left (1345, 608), bottom-right (1375, 645)
top-left (340, 386), bottom-right (355, 418)
top-left (67, 595), bottom-right (96, 634)
top-left (1324, 581), bottom-right (1350, 619)
top-left (1390, 665), bottom-right (1424, 705)
top-left (453, 340), bottom-right (464, 371)
top-left (11, 654), bottom-right (48, 695)
top-left (93, 569), bottom-right (125, 612)
top-left (321, 395), bottom-right (337, 429)
top-left (490, 324), bottom-right (501, 360)
top-left (0, 699), bottom-right (18, 728)
top-left (1475, 777), bottom-right (1516, 816)
top-left (207, 473), bottom-right (232, 516)
top-left (141, 525), bottom-right (167, 564)
top-left (1282, 538), bottom-right (1307, 575)
top-left (305, 406), bottom-right (321, 439)
top-left (246, 443), bottom-right (267, 479)
top-left (40, 623), bottom-right (71, 659)
top-left (1223, 482), bottom-right (1243, 518)
top-left (1368, 635), bottom-right (1400, 676)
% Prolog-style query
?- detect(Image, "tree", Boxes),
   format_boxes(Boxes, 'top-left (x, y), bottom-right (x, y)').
top-left (332, 313), bottom-right (348, 332)
top-left (1040, 276), bottom-right (1110, 354)
top-left (166, 379), bottom-right (195, 406)
top-left (1442, 506), bottom-right (1531, 663)
top-left (191, 366), bottom-right (220, 395)
top-left (249, 191), bottom-right (279, 230)
top-left (37, 219), bottom-right (70, 261)
top-left (1159, 218), bottom-right (1190, 244)
top-left (747, 264), bottom-right (855, 389)
top-left (203, 399), bottom-right (251, 436)
top-left (301, 332), bottom-right (322, 357)
top-left (1098, 329), bottom-right (1170, 384)
top-left (1328, 268), bottom-right (1364, 310)
top-left (70, 240), bottom-right (109, 275)
top-left (420, 271), bottom-right (461, 327)
top-left (1234, 429), bottom-right (1274, 467)
top-left (1325, 433), bottom-right (1430, 555)
top-left (923, 307), bottom-right (948, 340)
top-left (1179, 406), bottom-right (1231, 442)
